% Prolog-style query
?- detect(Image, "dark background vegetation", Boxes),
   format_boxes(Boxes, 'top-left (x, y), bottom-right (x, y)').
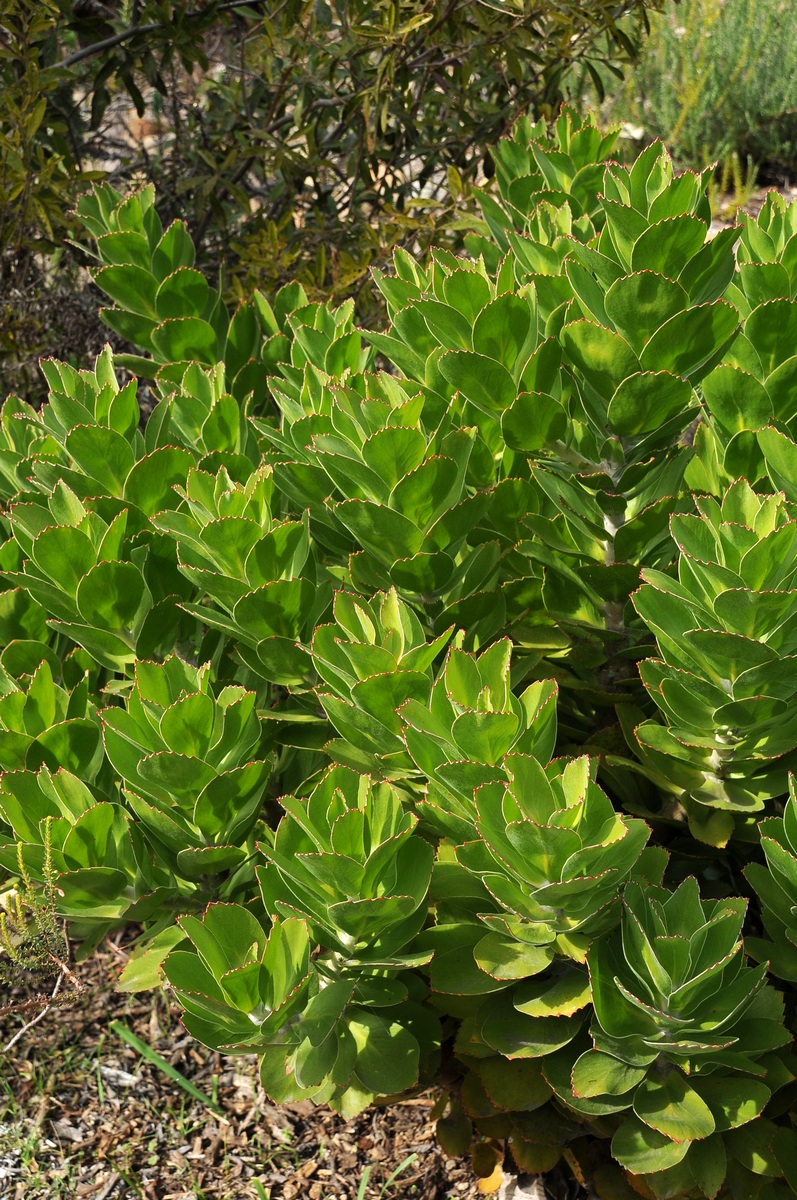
top-left (1, 0), bottom-right (669, 399)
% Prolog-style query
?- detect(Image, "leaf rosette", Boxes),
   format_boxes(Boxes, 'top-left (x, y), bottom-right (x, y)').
top-left (553, 879), bottom-right (793, 1193)
top-left (632, 480), bottom-right (797, 843)
top-left (257, 765), bottom-right (434, 972)
top-left (155, 464), bottom-right (322, 686)
top-left (746, 775), bottom-right (797, 981)
top-left (0, 768), bottom-right (168, 934)
top-left (102, 655), bottom-right (273, 880)
top-left (165, 767), bottom-right (440, 1116)
top-left (311, 587), bottom-right (452, 776)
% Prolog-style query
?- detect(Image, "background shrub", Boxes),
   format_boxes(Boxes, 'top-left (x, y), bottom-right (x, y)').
top-left (605, 0), bottom-right (797, 174)
top-left (0, 0), bottom-right (668, 400)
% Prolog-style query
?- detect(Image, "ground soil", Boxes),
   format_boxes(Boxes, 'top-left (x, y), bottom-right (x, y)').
top-left (0, 935), bottom-right (484, 1200)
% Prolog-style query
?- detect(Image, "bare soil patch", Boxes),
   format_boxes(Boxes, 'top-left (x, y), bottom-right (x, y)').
top-left (0, 937), bottom-right (481, 1200)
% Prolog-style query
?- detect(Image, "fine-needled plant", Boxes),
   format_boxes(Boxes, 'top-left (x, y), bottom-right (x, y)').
top-left (7, 107), bottom-right (797, 1199)
top-left (603, 0), bottom-right (797, 174)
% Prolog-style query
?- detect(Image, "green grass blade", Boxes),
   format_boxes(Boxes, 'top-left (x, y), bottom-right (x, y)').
top-left (380, 1153), bottom-right (418, 1196)
top-left (109, 1019), bottom-right (225, 1115)
top-left (356, 1164), bottom-right (373, 1200)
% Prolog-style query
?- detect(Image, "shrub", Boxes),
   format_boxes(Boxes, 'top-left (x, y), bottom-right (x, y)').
top-left (606, 0), bottom-right (797, 173)
top-left (6, 107), bottom-right (797, 1197)
top-left (0, 0), bottom-right (668, 399)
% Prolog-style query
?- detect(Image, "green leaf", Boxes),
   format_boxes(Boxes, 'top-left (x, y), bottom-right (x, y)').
top-left (602, 200), bottom-right (649, 267)
top-left (701, 364), bottom-right (772, 434)
top-left (76, 561), bottom-right (147, 634)
top-left (100, 307), bottom-right (156, 350)
top-left (604, 272), bottom-right (688, 356)
top-left (630, 215), bottom-right (707, 277)
top-left (32, 526), bottom-right (95, 597)
top-left (155, 268), bottom-right (210, 320)
top-left (97, 231), bottom-right (151, 270)
top-left (473, 933), bottom-right (553, 980)
top-left (413, 300), bottom-right (472, 351)
top-left (443, 269), bottom-right (491, 323)
top-left (745, 299), bottom-right (797, 375)
top-left (57, 866), bottom-right (130, 917)
top-left (438, 351), bottom-right (516, 414)
top-left (389, 457), bottom-right (460, 530)
top-left (152, 220), bottom-right (195, 279)
top-left (362, 330), bottom-right (426, 381)
top-left (417, 924), bottom-right (509, 996)
top-left (633, 1071), bottom-right (715, 1142)
top-left (176, 846), bottom-right (246, 878)
top-left (481, 991), bottom-right (582, 1058)
top-left (693, 1076), bottom-right (771, 1131)
top-left (125, 447), bottom-right (193, 516)
top-left (180, 903), bottom-right (268, 980)
top-left (477, 1056), bottom-right (551, 1113)
top-left (333, 500), bottom-right (423, 562)
top-left (739, 262), bottom-right (791, 307)
top-left (472, 294), bottom-right (534, 372)
top-left (350, 671), bottom-right (430, 735)
top-left (607, 371), bottom-right (693, 437)
top-left (233, 578), bottom-right (314, 640)
top-left (34, 719), bottom-right (102, 777)
top-left (451, 710), bottom-right (517, 764)
top-left (348, 1009), bottom-right (420, 1095)
top-left (160, 693), bottom-right (215, 757)
top-left (513, 970), bottom-right (592, 1018)
top-left (763, 356), bottom-right (797, 423)
top-left (302, 980), bottom-right (354, 1047)
top-left (436, 1112), bottom-right (474, 1156)
top-left (151, 317), bottom-right (219, 365)
top-left (680, 226), bottom-right (741, 304)
top-left (639, 302), bottom-right (739, 381)
top-left (773, 1126), bottom-right (797, 1185)
top-left (571, 1050), bottom-right (647, 1098)
top-left (94, 264), bottom-right (158, 318)
top-left (501, 391), bottom-right (566, 452)
top-left (66, 425), bottom-right (136, 496)
top-left (560, 320), bottom-right (639, 399)
top-left (689, 1135), bottom-right (727, 1200)
top-left (726, 1118), bottom-right (781, 1176)
top-left (361, 427), bottom-right (426, 489)
top-left (758, 427), bottom-right (797, 500)
top-left (612, 1116), bottom-right (691, 1173)
top-left (117, 925), bottom-right (187, 993)
top-left (138, 751), bottom-right (216, 806)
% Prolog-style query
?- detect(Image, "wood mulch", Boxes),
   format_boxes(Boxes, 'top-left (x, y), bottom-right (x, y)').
top-left (0, 936), bottom-right (485, 1200)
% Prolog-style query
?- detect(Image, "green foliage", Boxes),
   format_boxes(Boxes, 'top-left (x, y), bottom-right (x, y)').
top-left (631, 481), bottom-right (797, 845)
top-left (166, 766), bottom-right (440, 1116)
top-left (607, 0), bottom-right (797, 172)
top-left (583, 881), bottom-right (793, 1190)
top-left (1, 0), bottom-right (667, 402)
top-left (10, 107), bottom-right (797, 1197)
top-left (0, 1), bottom-right (87, 259)
top-left (0, 831), bottom-right (70, 996)
top-left (746, 778), bottom-right (797, 982)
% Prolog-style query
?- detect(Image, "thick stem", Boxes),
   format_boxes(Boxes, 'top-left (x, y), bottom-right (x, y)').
top-left (602, 509), bottom-right (626, 633)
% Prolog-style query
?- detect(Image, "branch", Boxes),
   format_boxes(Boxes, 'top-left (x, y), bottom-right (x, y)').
top-left (2, 969), bottom-right (64, 1054)
top-left (56, 0), bottom-right (267, 70)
